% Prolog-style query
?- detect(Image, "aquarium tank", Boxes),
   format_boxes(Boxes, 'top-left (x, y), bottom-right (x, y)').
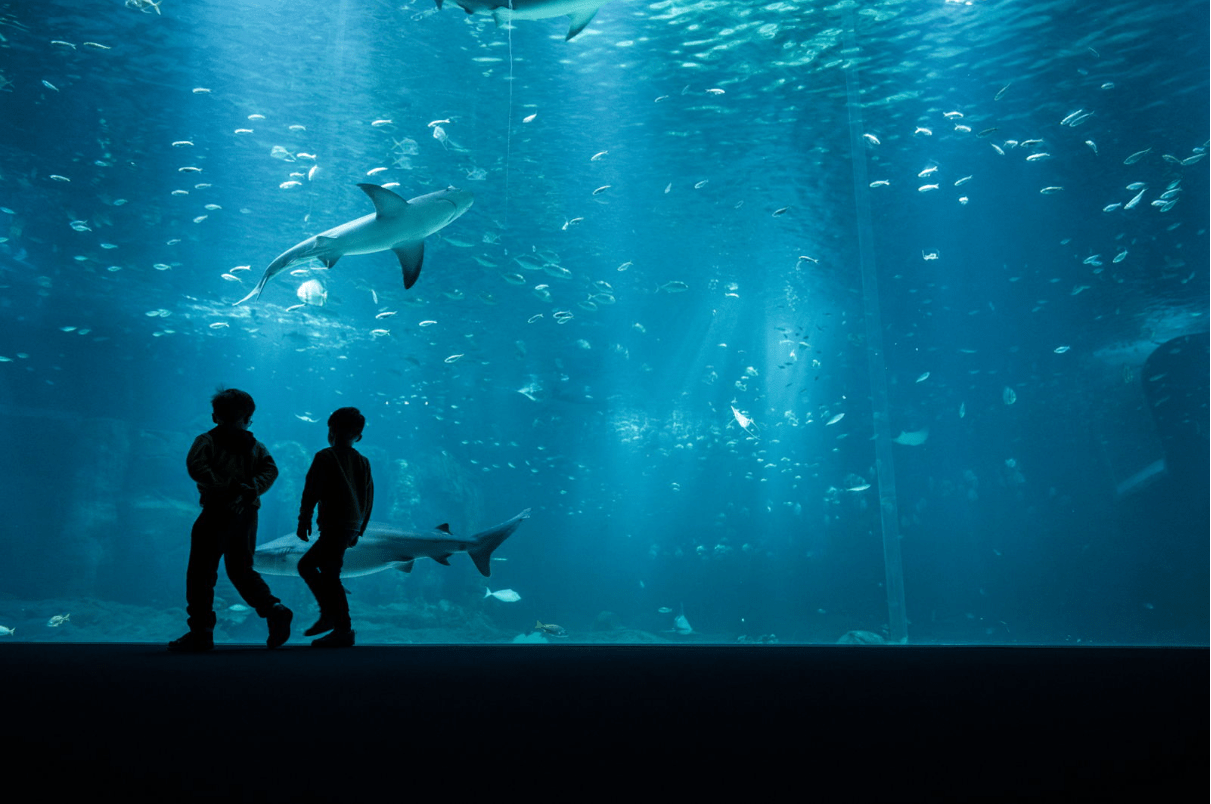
top-left (0, 0), bottom-right (1206, 648)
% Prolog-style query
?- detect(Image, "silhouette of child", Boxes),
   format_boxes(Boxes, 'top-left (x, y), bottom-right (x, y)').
top-left (297, 407), bottom-right (374, 647)
top-left (169, 388), bottom-right (293, 652)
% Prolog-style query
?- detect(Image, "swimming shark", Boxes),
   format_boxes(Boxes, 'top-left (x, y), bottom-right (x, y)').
top-left (436, 0), bottom-right (613, 41)
top-left (234, 183), bottom-right (474, 305)
top-left (253, 508), bottom-right (530, 578)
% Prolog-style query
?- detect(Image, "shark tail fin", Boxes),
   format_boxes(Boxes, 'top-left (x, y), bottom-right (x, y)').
top-left (468, 508), bottom-right (531, 577)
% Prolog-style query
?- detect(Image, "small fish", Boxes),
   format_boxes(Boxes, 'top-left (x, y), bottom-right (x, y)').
top-left (846, 484), bottom-right (872, 492)
top-left (533, 620), bottom-right (568, 638)
top-left (83, 42), bottom-right (112, 50)
top-left (47, 614), bottom-right (70, 627)
top-left (288, 124), bottom-right (306, 132)
top-left (0, 625), bottom-right (15, 636)
top-left (1124, 188), bottom-right (1146, 210)
top-left (280, 180), bottom-right (302, 189)
top-left (42, 80), bottom-right (59, 91)
top-left (959, 402), bottom-right (966, 418)
top-left (522, 113), bottom-right (537, 123)
top-left (126, 0), bottom-right (163, 17)
top-left (869, 180), bottom-right (890, 187)
top-left (484, 587), bottom-right (521, 603)
top-left (1059, 109), bottom-right (1086, 126)
top-left (51, 40), bottom-right (77, 49)
top-left (706, 88), bottom-right (725, 95)
top-left (366, 166), bottom-right (388, 176)
top-left (1040, 187), bottom-right (1063, 194)
top-left (730, 405), bottom-right (757, 435)
top-left (693, 180), bottom-right (709, 189)
top-left (658, 607), bottom-right (673, 614)
top-left (591, 150), bottom-right (608, 161)
top-left (178, 166), bottom-right (202, 173)
top-left (1025, 153), bottom-right (1050, 162)
top-left (914, 127), bottom-right (932, 136)
top-left (444, 354), bottom-right (464, 363)
top-left (1002, 387), bottom-right (1017, 405)
top-left (1112, 250), bottom-right (1128, 264)
top-left (220, 273), bottom-right (242, 282)
top-left (954, 176), bottom-right (972, 186)
top-left (1085, 140), bottom-right (1098, 154)
top-left (976, 128), bottom-right (998, 138)
top-left (863, 133), bottom-right (880, 145)
top-left (917, 166), bottom-right (938, 177)
top-left (419, 320), bottom-right (437, 327)
top-left (826, 412), bottom-right (845, 426)
top-left (208, 321), bottom-right (229, 329)
top-left (772, 207), bottom-right (789, 217)
top-left (592, 185), bottom-right (611, 196)
top-left (918, 184), bottom-right (939, 192)
top-left (285, 303), bottom-right (305, 311)
top-left (375, 311), bottom-right (397, 319)
top-left (658, 281), bottom-right (689, 293)
top-left (994, 82), bottom-right (1011, 100)
top-left (915, 372), bottom-right (930, 383)
top-left (295, 414), bottom-right (319, 422)
top-left (1053, 345), bottom-right (1070, 354)
top-left (1123, 148), bottom-right (1151, 165)
top-left (192, 87), bottom-right (211, 94)
top-left (370, 329), bottom-right (390, 337)
top-left (371, 119), bottom-right (393, 127)
top-left (1102, 203), bottom-right (1122, 212)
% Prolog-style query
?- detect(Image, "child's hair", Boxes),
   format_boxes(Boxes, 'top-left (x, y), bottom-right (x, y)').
top-left (212, 387), bottom-right (255, 424)
top-left (328, 407), bottom-right (365, 441)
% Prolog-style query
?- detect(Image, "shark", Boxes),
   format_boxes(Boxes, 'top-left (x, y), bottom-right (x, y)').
top-left (436, 0), bottom-right (614, 41)
top-left (253, 508), bottom-right (530, 578)
top-left (234, 183), bottom-right (474, 305)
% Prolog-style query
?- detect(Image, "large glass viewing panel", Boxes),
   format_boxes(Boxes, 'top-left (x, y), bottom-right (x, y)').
top-left (0, 0), bottom-right (1206, 646)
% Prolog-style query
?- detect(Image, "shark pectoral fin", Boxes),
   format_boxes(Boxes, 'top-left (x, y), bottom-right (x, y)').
top-left (398, 560), bottom-right (415, 573)
top-left (566, 10), bottom-right (599, 40)
top-left (315, 236), bottom-right (341, 269)
top-left (435, 523), bottom-right (451, 533)
top-left (395, 242), bottom-right (425, 289)
top-left (357, 183), bottom-right (410, 218)
top-left (433, 554), bottom-right (452, 566)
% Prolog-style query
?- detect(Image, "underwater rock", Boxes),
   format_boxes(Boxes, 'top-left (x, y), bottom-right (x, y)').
top-left (512, 632), bottom-right (548, 644)
top-left (592, 610), bottom-right (623, 631)
top-left (837, 630), bottom-right (886, 645)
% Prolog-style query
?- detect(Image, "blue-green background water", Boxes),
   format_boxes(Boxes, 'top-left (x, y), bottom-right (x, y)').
top-left (0, 0), bottom-right (1206, 645)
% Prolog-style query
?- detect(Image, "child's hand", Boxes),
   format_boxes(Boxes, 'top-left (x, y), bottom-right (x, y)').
top-left (297, 522), bottom-right (311, 541)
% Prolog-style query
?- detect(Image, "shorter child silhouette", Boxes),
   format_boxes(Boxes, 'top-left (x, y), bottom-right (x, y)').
top-left (297, 407), bottom-right (374, 647)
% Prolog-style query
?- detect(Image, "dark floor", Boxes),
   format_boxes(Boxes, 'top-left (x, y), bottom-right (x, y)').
top-left (0, 644), bottom-right (1203, 802)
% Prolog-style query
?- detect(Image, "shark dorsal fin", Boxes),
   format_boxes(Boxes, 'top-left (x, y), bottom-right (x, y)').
top-left (435, 523), bottom-right (451, 533)
top-left (357, 183), bottom-right (410, 218)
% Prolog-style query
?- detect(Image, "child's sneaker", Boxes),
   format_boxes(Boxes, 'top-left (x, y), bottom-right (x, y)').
top-left (304, 615), bottom-right (336, 637)
top-left (167, 631), bottom-right (213, 652)
top-left (266, 603), bottom-right (293, 648)
top-left (311, 628), bottom-right (355, 648)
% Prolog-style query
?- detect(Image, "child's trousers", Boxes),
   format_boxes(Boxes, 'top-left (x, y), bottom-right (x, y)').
top-left (297, 530), bottom-right (355, 629)
top-left (185, 506), bottom-right (281, 633)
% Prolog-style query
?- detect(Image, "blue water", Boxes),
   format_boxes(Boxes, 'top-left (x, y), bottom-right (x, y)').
top-left (0, 0), bottom-right (1206, 646)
